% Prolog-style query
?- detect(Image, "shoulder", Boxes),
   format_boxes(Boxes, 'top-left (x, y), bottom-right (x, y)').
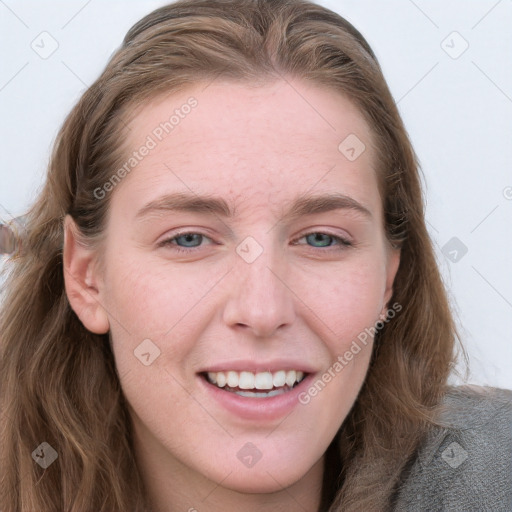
top-left (394, 385), bottom-right (512, 511)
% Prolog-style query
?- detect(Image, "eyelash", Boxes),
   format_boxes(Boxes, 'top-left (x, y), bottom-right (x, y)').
top-left (158, 230), bottom-right (353, 254)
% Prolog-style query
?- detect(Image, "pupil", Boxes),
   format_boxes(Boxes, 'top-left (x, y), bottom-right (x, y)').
top-left (307, 233), bottom-right (331, 247)
top-left (178, 234), bottom-right (201, 247)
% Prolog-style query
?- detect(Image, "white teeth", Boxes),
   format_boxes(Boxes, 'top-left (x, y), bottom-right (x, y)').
top-left (272, 370), bottom-right (286, 387)
top-left (285, 370), bottom-right (297, 387)
top-left (226, 371), bottom-right (238, 387)
top-left (254, 372), bottom-right (273, 390)
top-left (216, 372), bottom-right (226, 387)
top-left (205, 369), bottom-right (306, 391)
top-left (238, 371), bottom-right (254, 389)
top-left (236, 388), bottom-right (288, 398)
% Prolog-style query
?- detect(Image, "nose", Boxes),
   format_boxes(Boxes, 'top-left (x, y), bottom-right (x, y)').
top-left (222, 243), bottom-right (296, 338)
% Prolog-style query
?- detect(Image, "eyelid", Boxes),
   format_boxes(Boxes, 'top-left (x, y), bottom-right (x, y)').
top-left (157, 227), bottom-right (214, 244)
top-left (293, 227), bottom-right (353, 244)
top-left (157, 230), bottom-right (215, 248)
top-left (292, 231), bottom-right (353, 249)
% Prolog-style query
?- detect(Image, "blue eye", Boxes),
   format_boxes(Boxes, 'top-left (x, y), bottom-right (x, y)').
top-left (173, 233), bottom-right (204, 248)
top-left (159, 232), bottom-right (213, 253)
top-left (159, 231), bottom-right (352, 255)
top-left (295, 232), bottom-right (352, 249)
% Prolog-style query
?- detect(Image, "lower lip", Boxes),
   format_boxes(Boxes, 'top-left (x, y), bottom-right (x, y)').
top-left (198, 373), bottom-right (314, 421)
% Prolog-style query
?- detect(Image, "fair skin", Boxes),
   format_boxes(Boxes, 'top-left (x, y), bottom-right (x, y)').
top-left (64, 78), bottom-right (400, 512)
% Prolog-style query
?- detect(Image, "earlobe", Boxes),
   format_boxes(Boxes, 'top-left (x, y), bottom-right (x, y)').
top-left (63, 215), bottom-right (110, 334)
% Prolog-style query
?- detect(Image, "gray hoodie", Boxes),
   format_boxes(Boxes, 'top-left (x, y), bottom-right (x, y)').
top-left (394, 385), bottom-right (512, 511)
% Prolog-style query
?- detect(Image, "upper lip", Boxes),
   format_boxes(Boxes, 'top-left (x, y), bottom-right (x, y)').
top-left (198, 359), bottom-right (317, 374)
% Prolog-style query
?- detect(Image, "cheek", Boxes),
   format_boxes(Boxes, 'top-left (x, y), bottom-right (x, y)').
top-left (291, 257), bottom-right (387, 349)
top-left (104, 254), bottom-right (223, 334)
top-left (102, 252), bottom-right (226, 380)
top-left (292, 262), bottom-right (383, 442)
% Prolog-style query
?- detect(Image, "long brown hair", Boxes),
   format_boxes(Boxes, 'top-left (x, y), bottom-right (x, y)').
top-left (1, 1), bottom-right (459, 510)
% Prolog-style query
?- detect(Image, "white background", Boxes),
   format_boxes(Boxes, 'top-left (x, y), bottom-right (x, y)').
top-left (1, 0), bottom-right (511, 388)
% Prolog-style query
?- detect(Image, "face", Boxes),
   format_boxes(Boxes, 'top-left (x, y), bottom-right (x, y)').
top-left (65, 78), bottom-right (399, 502)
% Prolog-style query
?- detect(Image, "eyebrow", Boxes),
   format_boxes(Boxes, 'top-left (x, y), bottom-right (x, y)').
top-left (135, 191), bottom-right (372, 221)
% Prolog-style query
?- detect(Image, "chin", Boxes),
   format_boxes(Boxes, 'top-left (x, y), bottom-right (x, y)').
top-left (201, 456), bottom-right (314, 494)
top-left (222, 470), bottom-right (304, 494)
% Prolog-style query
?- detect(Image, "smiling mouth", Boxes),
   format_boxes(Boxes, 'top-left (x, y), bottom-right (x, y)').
top-left (200, 370), bottom-right (308, 398)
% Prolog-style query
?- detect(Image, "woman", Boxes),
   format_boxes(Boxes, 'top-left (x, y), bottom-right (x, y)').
top-left (1, 1), bottom-right (510, 511)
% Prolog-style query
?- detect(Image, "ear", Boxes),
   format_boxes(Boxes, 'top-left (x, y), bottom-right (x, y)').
top-left (63, 215), bottom-right (110, 334)
top-left (383, 245), bottom-right (401, 309)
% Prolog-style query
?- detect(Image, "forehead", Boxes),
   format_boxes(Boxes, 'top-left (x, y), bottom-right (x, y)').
top-left (114, 78), bottom-right (380, 219)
